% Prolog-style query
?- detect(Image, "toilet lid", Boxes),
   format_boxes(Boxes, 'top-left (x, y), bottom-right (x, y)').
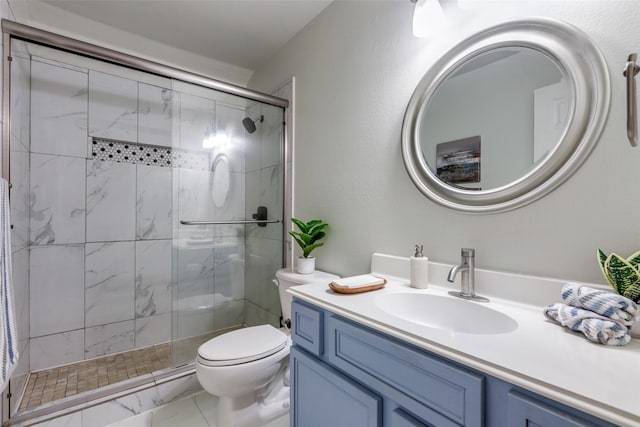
top-left (197, 324), bottom-right (287, 367)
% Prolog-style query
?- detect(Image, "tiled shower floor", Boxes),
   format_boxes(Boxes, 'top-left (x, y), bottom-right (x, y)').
top-left (18, 331), bottom-right (226, 412)
top-left (19, 343), bottom-right (172, 411)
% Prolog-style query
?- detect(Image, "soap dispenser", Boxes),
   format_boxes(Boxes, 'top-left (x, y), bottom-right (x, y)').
top-left (410, 244), bottom-right (429, 289)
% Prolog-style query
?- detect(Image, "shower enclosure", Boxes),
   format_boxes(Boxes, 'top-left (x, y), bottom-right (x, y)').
top-left (2, 20), bottom-right (288, 423)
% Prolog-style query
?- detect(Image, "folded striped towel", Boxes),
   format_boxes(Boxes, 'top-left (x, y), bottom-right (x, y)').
top-left (543, 303), bottom-right (630, 346)
top-left (561, 282), bottom-right (638, 326)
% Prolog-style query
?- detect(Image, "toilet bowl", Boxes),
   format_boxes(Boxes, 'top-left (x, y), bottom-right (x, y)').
top-left (195, 268), bottom-right (339, 427)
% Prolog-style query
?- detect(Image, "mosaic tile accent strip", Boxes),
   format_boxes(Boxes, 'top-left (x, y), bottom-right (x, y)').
top-left (91, 138), bottom-right (210, 170)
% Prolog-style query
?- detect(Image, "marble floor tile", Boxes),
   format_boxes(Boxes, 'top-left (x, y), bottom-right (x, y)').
top-left (33, 411), bottom-right (82, 427)
top-left (104, 392), bottom-right (289, 427)
top-left (192, 392), bottom-right (216, 425)
top-left (104, 412), bottom-right (152, 427)
top-left (150, 395), bottom-right (208, 427)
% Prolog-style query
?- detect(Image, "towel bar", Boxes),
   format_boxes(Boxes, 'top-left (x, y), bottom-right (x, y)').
top-left (180, 219), bottom-right (280, 225)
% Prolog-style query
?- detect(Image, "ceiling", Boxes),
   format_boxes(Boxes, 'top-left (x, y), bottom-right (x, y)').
top-left (36, 0), bottom-right (333, 71)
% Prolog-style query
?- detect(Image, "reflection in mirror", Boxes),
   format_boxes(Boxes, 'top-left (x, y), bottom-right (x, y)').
top-left (419, 47), bottom-right (568, 190)
top-left (401, 18), bottom-right (610, 213)
top-left (211, 154), bottom-right (231, 208)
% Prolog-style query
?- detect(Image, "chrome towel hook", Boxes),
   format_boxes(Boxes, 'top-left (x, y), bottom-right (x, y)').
top-left (623, 53), bottom-right (640, 147)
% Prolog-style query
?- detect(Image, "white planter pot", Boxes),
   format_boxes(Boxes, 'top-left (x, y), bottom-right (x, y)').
top-left (296, 257), bottom-right (315, 274)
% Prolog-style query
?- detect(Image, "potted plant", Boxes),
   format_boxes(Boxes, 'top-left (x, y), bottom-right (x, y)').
top-left (597, 249), bottom-right (640, 336)
top-left (289, 218), bottom-right (328, 274)
top-left (597, 249), bottom-right (640, 302)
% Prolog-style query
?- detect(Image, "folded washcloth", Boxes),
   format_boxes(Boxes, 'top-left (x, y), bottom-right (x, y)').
top-left (562, 282), bottom-right (638, 326)
top-left (331, 274), bottom-right (385, 289)
top-left (543, 303), bottom-right (631, 346)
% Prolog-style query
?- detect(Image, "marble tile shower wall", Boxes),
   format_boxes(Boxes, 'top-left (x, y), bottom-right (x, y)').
top-left (26, 56), bottom-right (247, 372)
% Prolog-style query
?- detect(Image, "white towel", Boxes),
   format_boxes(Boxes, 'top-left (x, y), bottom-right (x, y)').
top-left (0, 178), bottom-right (18, 391)
top-left (543, 303), bottom-right (631, 346)
top-left (561, 282), bottom-right (638, 326)
top-left (331, 274), bottom-right (385, 289)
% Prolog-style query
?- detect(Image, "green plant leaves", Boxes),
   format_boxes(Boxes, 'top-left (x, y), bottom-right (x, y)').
top-left (290, 217), bottom-right (328, 258)
top-left (606, 254), bottom-right (638, 295)
top-left (627, 250), bottom-right (640, 270)
top-left (302, 242), bottom-right (324, 258)
top-left (289, 232), bottom-right (307, 251)
top-left (597, 249), bottom-right (613, 285)
top-left (291, 218), bottom-right (311, 233)
top-left (623, 282), bottom-right (640, 303)
top-left (597, 249), bottom-right (640, 302)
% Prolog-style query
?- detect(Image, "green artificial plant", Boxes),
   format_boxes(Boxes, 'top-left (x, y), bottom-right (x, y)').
top-left (597, 249), bottom-right (640, 303)
top-left (289, 218), bottom-right (328, 258)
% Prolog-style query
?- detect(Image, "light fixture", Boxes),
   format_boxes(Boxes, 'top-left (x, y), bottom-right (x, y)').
top-left (412, 0), bottom-right (445, 38)
top-left (202, 103), bottom-right (230, 150)
top-left (202, 127), bottom-right (230, 149)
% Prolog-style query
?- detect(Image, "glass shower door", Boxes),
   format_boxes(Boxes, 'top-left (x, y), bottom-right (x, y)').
top-left (170, 80), bottom-right (285, 367)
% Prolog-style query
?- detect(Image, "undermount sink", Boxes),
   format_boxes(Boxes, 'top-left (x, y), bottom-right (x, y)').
top-left (375, 293), bottom-right (518, 335)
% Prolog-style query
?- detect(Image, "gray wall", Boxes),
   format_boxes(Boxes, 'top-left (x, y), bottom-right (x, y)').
top-left (248, 0), bottom-right (640, 284)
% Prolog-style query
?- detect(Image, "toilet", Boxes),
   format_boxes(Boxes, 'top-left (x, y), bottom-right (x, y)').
top-left (195, 268), bottom-right (339, 427)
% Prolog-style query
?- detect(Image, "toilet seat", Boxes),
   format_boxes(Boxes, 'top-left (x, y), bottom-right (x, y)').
top-left (197, 324), bottom-right (288, 367)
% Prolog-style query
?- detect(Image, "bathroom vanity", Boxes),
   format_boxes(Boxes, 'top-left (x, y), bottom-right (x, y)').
top-left (287, 255), bottom-right (640, 427)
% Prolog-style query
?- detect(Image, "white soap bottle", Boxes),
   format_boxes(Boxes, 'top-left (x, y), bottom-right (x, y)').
top-left (410, 244), bottom-right (429, 289)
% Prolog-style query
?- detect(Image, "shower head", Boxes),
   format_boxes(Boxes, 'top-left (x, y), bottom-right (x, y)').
top-left (242, 115), bottom-right (264, 134)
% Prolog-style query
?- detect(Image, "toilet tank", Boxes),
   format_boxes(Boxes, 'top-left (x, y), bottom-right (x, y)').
top-left (275, 268), bottom-right (339, 329)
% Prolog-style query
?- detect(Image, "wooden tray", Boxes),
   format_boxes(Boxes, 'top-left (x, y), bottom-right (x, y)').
top-left (329, 278), bottom-right (387, 294)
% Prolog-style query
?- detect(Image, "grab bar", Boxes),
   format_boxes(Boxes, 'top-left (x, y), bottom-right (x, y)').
top-left (180, 219), bottom-right (281, 226)
top-left (624, 53), bottom-right (640, 147)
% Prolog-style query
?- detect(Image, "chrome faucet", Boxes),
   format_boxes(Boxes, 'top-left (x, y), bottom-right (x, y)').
top-left (447, 248), bottom-right (489, 302)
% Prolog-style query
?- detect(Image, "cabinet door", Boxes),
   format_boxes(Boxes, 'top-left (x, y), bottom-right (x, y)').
top-left (507, 390), bottom-right (601, 427)
top-left (291, 300), bottom-right (323, 356)
top-left (326, 314), bottom-right (483, 426)
top-left (389, 408), bottom-right (433, 427)
top-left (290, 347), bottom-right (382, 427)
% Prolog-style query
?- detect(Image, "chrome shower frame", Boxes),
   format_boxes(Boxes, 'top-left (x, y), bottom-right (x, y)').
top-left (0, 18), bottom-right (290, 425)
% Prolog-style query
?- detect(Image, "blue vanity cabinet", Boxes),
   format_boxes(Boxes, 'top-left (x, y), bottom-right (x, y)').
top-left (290, 346), bottom-right (382, 427)
top-left (290, 299), bottom-right (619, 427)
top-left (505, 390), bottom-right (615, 427)
top-left (325, 314), bottom-right (484, 427)
top-left (290, 299), bottom-right (482, 427)
top-left (388, 407), bottom-right (433, 427)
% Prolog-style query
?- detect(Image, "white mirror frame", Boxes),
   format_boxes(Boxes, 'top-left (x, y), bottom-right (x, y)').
top-left (402, 18), bottom-right (610, 214)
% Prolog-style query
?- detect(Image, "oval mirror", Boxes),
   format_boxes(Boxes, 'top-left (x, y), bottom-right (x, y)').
top-left (211, 154), bottom-right (231, 208)
top-left (402, 18), bottom-right (610, 213)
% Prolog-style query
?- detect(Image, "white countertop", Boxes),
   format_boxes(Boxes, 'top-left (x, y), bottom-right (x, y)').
top-left (287, 254), bottom-right (640, 427)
